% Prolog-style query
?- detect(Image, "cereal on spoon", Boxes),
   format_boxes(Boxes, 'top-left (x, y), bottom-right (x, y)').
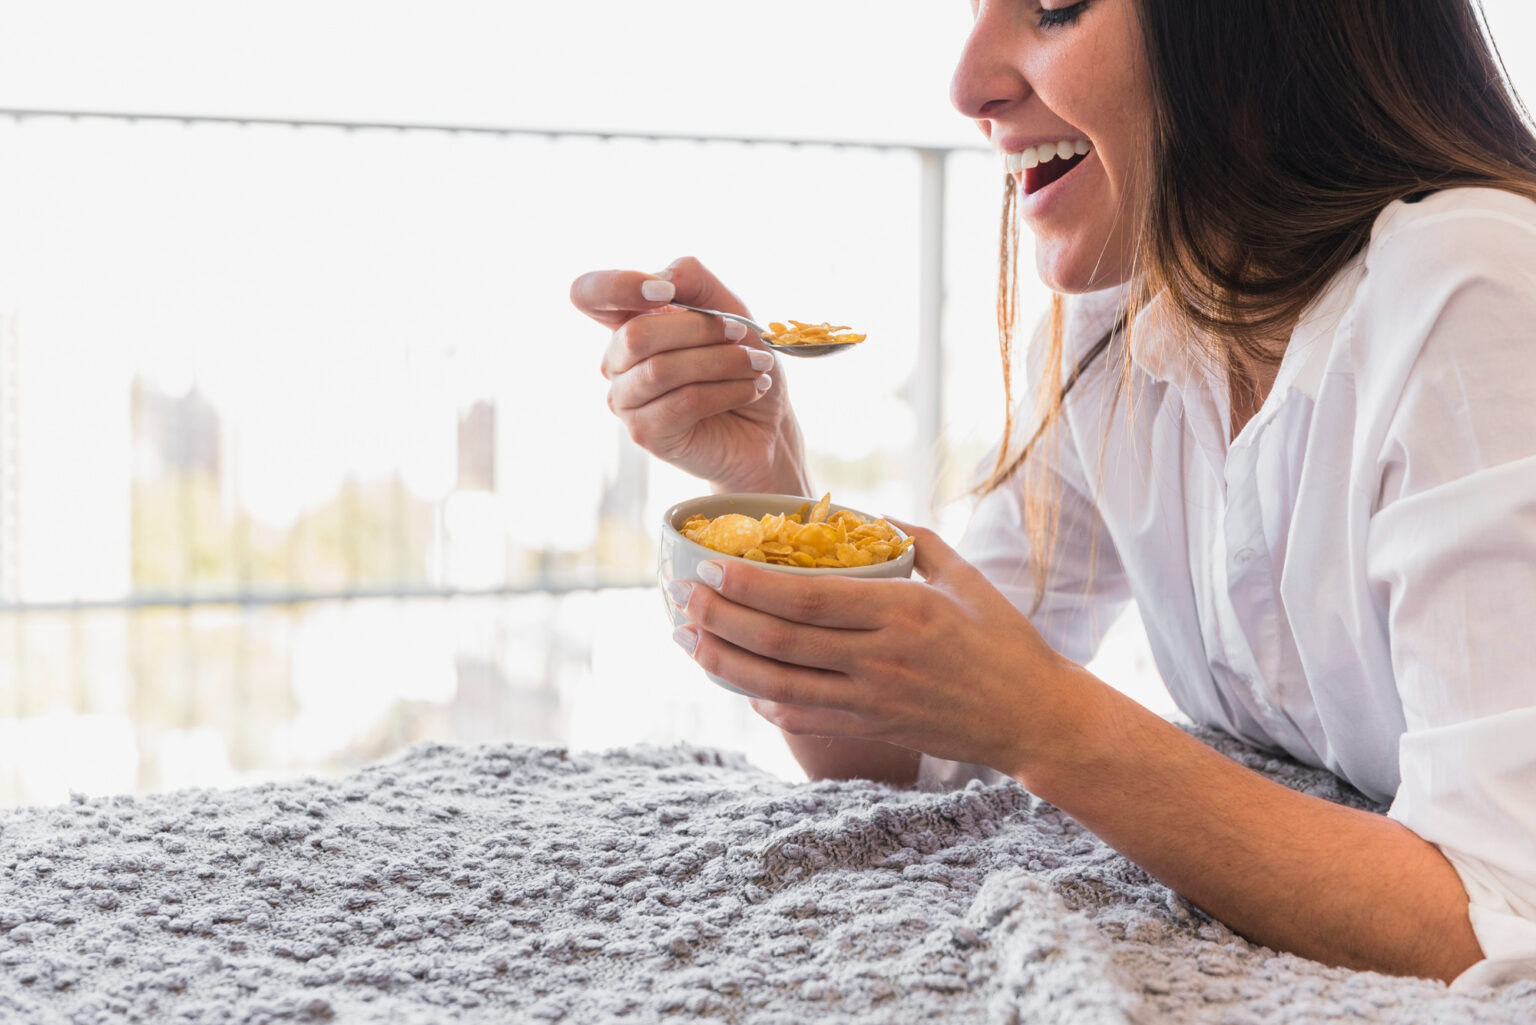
top-left (760, 321), bottom-right (867, 347)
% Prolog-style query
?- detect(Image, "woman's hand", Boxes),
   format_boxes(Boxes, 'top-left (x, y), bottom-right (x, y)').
top-left (570, 257), bottom-right (810, 496)
top-left (667, 524), bottom-right (1092, 778)
top-left (671, 528), bottom-right (1488, 982)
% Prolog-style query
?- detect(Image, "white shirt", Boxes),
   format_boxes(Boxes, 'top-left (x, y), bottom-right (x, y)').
top-left (924, 188), bottom-right (1536, 989)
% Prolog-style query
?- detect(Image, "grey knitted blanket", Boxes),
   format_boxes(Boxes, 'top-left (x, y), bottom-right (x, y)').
top-left (1, 726), bottom-right (1532, 1024)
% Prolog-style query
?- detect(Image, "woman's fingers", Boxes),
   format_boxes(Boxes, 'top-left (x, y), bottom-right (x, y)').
top-left (674, 624), bottom-right (849, 709)
top-left (569, 269), bottom-right (676, 330)
top-left (656, 256), bottom-right (752, 320)
top-left (609, 344), bottom-right (769, 412)
top-left (692, 559), bottom-right (916, 630)
top-left (747, 698), bottom-right (873, 740)
top-left (602, 311), bottom-right (758, 379)
top-left (623, 379), bottom-right (770, 451)
top-left (675, 579), bottom-right (864, 672)
top-left (891, 523), bottom-right (973, 585)
top-left (571, 257), bottom-right (751, 332)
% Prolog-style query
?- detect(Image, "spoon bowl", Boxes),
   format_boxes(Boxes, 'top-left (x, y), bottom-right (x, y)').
top-left (669, 302), bottom-right (859, 359)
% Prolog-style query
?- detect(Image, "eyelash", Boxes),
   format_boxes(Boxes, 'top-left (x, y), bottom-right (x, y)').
top-left (1037, 1), bottom-right (1090, 29)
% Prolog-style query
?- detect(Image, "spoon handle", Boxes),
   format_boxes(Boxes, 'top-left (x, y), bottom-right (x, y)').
top-left (667, 302), bottom-right (769, 337)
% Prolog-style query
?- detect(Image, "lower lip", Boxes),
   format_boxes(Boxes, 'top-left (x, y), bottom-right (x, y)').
top-left (1016, 151), bottom-right (1096, 219)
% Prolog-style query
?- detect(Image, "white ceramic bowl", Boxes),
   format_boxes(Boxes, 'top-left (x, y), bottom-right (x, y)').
top-left (659, 493), bottom-right (916, 694)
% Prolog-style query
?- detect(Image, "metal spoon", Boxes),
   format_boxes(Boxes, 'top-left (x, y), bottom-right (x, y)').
top-left (669, 302), bottom-right (859, 359)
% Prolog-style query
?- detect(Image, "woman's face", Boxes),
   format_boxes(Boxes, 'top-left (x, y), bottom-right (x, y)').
top-left (952, 0), bottom-right (1150, 293)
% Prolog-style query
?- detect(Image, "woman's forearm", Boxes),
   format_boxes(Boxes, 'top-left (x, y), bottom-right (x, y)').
top-left (781, 732), bottom-right (921, 784)
top-left (1017, 670), bottom-right (1484, 982)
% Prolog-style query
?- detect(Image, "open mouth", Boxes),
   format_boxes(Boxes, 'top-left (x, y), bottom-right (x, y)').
top-left (1005, 140), bottom-right (1091, 196)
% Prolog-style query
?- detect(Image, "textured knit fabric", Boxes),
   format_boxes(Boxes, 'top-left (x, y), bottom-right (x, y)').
top-left (0, 725), bottom-right (1532, 1023)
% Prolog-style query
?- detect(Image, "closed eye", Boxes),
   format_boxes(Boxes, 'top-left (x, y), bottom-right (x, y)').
top-left (1038, 1), bottom-right (1090, 29)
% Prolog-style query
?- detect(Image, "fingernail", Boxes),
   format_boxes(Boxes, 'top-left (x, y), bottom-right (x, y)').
top-left (672, 625), bottom-right (699, 656)
top-left (745, 348), bottom-right (774, 372)
top-left (665, 579), bottom-right (694, 608)
top-left (754, 373), bottom-right (773, 393)
top-left (697, 561), bottom-right (724, 588)
top-left (641, 279), bottom-right (675, 302)
top-left (723, 320), bottom-right (747, 341)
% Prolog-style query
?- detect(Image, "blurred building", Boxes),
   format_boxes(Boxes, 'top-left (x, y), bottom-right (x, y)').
top-left (131, 377), bottom-right (222, 480)
top-left (457, 399), bottom-right (496, 493)
top-left (599, 433), bottom-right (649, 531)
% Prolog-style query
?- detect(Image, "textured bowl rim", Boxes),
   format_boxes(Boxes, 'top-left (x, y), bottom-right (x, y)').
top-left (661, 492), bottom-right (916, 577)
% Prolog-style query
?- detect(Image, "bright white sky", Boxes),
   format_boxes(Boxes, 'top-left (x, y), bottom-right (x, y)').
top-left (3, 1), bottom-right (1533, 140)
top-left (0, 1), bottom-right (978, 145)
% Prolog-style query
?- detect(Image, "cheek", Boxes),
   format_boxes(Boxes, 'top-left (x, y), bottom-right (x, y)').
top-left (1095, 26), bottom-right (1154, 194)
top-left (1042, 12), bottom-right (1152, 195)
top-left (1097, 97), bottom-right (1152, 200)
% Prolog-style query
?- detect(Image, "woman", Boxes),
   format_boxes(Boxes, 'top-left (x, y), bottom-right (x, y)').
top-left (569, 0), bottom-right (1536, 987)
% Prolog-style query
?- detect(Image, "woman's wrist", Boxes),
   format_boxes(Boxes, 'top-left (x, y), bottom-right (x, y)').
top-left (711, 418), bottom-right (812, 497)
top-left (767, 421), bottom-right (812, 496)
top-left (999, 660), bottom-right (1132, 798)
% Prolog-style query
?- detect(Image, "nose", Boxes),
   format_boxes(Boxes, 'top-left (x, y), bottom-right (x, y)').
top-left (949, 5), bottom-right (1027, 124)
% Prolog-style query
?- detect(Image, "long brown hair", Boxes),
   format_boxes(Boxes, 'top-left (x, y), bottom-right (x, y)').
top-left (982, 0), bottom-right (1536, 611)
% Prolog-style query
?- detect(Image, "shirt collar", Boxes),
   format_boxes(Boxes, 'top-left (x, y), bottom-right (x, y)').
top-left (1128, 290), bottom-right (1215, 392)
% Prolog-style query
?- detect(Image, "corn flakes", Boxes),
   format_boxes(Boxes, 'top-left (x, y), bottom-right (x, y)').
top-left (762, 320), bottom-right (867, 347)
top-left (679, 494), bottom-right (913, 568)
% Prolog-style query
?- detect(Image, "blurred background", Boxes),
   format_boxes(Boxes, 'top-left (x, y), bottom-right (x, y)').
top-left (1, 1), bottom-right (1532, 805)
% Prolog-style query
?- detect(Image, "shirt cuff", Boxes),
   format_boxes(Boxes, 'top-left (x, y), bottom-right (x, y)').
top-left (1446, 850), bottom-right (1536, 990)
top-left (917, 754), bottom-right (1007, 790)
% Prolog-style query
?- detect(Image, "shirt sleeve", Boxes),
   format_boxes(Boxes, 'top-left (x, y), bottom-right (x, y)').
top-left (1358, 198), bottom-right (1536, 986)
top-left (920, 290), bottom-right (1134, 789)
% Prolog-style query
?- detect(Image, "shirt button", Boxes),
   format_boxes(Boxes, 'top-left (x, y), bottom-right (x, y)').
top-left (1234, 547), bottom-right (1257, 565)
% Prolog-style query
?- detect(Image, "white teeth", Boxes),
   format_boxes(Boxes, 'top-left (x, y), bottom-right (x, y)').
top-left (1003, 140), bottom-right (1091, 173)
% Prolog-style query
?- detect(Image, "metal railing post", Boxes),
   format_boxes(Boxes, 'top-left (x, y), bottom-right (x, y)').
top-left (914, 148), bottom-right (947, 521)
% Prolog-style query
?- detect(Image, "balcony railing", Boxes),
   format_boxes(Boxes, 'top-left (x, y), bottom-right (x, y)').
top-left (0, 107), bottom-right (1040, 805)
top-left (0, 106), bottom-right (990, 614)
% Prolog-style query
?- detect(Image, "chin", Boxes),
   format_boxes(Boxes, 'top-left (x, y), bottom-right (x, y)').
top-left (1032, 238), bottom-right (1130, 295)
